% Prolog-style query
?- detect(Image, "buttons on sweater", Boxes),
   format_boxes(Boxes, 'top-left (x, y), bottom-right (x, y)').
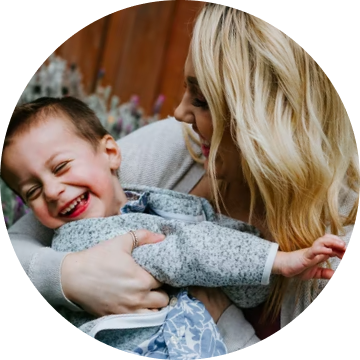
top-left (170, 297), bottom-right (178, 307)
top-left (170, 336), bottom-right (179, 345)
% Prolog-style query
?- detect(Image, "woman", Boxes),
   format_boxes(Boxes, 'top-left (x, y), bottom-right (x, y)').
top-left (7, 3), bottom-right (358, 350)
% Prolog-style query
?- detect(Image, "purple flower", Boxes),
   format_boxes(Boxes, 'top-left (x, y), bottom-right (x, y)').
top-left (153, 94), bottom-right (165, 115)
top-left (115, 117), bottom-right (123, 133)
top-left (130, 95), bottom-right (140, 116)
top-left (130, 95), bottom-right (139, 106)
top-left (125, 124), bottom-right (134, 135)
top-left (14, 196), bottom-right (27, 223)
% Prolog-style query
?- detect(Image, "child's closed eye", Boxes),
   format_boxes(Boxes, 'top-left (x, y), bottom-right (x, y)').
top-left (53, 161), bottom-right (70, 174)
top-left (25, 185), bottom-right (42, 201)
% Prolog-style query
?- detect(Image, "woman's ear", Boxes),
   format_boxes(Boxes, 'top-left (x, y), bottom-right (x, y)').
top-left (100, 135), bottom-right (122, 171)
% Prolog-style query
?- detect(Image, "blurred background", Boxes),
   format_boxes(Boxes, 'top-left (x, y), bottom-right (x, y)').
top-left (55, 0), bottom-right (204, 118)
top-left (1, 0), bottom-right (205, 228)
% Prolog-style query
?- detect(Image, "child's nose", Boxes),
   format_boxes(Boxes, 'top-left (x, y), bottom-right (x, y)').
top-left (43, 180), bottom-right (65, 202)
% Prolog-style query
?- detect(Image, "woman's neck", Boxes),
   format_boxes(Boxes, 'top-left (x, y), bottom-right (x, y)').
top-left (191, 174), bottom-right (272, 240)
top-left (190, 174), bottom-right (253, 217)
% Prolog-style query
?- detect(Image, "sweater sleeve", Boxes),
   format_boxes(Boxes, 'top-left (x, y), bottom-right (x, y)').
top-left (53, 213), bottom-right (276, 309)
top-left (132, 220), bottom-right (278, 308)
top-left (7, 212), bottom-right (80, 309)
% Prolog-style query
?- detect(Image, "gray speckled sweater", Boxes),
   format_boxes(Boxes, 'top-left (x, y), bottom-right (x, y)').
top-left (52, 185), bottom-right (278, 350)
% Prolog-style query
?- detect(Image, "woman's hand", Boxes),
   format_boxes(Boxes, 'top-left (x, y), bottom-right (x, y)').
top-left (61, 230), bottom-right (169, 317)
top-left (189, 287), bottom-right (232, 323)
top-left (272, 234), bottom-right (346, 280)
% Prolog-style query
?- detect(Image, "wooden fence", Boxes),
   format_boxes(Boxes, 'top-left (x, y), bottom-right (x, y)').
top-left (55, 0), bottom-right (204, 118)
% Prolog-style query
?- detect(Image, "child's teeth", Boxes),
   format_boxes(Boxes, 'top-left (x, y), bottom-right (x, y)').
top-left (61, 193), bottom-right (87, 215)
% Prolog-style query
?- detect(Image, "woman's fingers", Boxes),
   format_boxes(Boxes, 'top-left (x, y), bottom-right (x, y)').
top-left (119, 229), bottom-right (165, 254)
top-left (61, 233), bottom-right (167, 316)
top-left (135, 229), bottom-right (165, 246)
top-left (129, 289), bottom-right (169, 314)
top-left (142, 289), bottom-right (169, 310)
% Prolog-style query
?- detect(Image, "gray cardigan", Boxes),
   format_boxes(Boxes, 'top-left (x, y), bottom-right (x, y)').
top-left (7, 118), bottom-right (355, 351)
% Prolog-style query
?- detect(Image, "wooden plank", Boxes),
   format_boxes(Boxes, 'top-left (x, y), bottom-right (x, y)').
top-left (158, 0), bottom-right (205, 118)
top-left (55, 16), bottom-right (109, 94)
top-left (100, 2), bottom-right (176, 115)
top-left (98, 7), bottom-right (138, 100)
top-left (53, 1), bottom-right (205, 117)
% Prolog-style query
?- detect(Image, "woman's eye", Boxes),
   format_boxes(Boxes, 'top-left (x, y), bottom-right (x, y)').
top-left (192, 98), bottom-right (208, 109)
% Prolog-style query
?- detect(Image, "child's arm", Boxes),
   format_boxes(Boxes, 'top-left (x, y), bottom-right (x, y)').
top-left (52, 215), bottom-right (276, 309)
top-left (52, 215), bottom-right (346, 310)
top-left (133, 228), bottom-right (345, 309)
top-left (132, 220), bottom-right (278, 288)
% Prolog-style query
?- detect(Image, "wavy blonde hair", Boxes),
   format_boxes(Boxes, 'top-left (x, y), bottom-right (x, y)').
top-left (191, 4), bottom-right (359, 317)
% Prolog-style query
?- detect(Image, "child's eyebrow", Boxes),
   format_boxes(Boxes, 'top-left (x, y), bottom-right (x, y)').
top-left (17, 175), bottom-right (34, 189)
top-left (18, 151), bottom-right (63, 188)
top-left (45, 151), bottom-right (62, 167)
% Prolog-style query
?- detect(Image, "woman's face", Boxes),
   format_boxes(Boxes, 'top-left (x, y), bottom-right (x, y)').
top-left (174, 50), bottom-right (242, 182)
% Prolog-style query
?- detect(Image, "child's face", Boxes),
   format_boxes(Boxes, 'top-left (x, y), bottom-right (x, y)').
top-left (2, 115), bottom-right (124, 229)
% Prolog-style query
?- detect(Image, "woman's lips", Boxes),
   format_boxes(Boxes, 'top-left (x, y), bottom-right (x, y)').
top-left (201, 144), bottom-right (210, 158)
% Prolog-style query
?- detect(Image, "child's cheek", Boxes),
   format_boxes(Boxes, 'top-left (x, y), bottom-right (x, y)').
top-left (32, 202), bottom-right (53, 226)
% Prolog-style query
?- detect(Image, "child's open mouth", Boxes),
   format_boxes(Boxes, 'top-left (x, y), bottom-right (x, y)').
top-left (59, 192), bottom-right (90, 218)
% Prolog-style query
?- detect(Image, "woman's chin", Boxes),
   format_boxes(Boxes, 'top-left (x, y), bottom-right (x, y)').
top-left (203, 157), bottom-right (227, 181)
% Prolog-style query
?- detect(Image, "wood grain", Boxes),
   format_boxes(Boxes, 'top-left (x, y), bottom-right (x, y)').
top-left (55, 0), bottom-right (205, 117)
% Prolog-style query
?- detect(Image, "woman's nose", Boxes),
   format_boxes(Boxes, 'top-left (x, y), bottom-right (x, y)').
top-left (174, 93), bottom-right (194, 124)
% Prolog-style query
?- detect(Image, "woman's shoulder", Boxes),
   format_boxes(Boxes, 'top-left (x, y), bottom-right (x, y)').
top-left (339, 184), bottom-right (358, 218)
top-left (117, 118), bottom-right (203, 190)
top-left (282, 183), bottom-right (358, 326)
top-left (117, 117), bottom-right (184, 147)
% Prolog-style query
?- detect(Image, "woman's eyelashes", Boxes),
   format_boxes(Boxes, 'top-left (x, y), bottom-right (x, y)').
top-left (191, 97), bottom-right (208, 109)
top-left (184, 83), bottom-right (208, 109)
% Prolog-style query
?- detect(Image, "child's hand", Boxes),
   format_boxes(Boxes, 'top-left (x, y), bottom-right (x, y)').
top-left (272, 234), bottom-right (346, 280)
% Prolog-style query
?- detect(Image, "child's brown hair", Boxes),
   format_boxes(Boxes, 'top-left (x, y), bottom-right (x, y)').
top-left (4, 96), bottom-right (109, 149)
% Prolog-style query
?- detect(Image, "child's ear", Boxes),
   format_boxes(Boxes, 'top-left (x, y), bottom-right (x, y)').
top-left (100, 135), bottom-right (122, 171)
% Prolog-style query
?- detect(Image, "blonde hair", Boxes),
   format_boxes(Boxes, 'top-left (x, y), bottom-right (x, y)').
top-left (191, 4), bottom-right (359, 317)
